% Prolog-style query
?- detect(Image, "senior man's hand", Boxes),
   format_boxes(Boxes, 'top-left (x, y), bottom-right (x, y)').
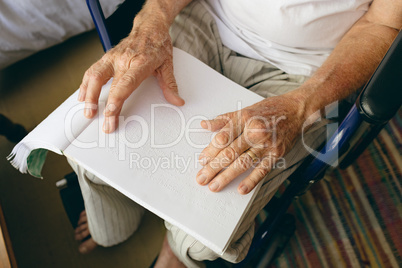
top-left (196, 92), bottom-right (310, 195)
top-left (78, 8), bottom-right (184, 133)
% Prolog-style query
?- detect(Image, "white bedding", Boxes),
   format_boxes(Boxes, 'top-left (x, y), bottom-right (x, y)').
top-left (0, 0), bottom-right (124, 69)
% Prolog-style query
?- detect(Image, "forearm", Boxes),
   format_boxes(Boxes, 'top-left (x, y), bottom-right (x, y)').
top-left (292, 15), bottom-right (400, 118)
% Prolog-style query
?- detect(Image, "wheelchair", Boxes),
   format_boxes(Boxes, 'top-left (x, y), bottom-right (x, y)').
top-left (57, 0), bottom-right (402, 267)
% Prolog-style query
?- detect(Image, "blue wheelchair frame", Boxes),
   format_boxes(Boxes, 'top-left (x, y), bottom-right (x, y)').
top-left (84, 0), bottom-right (402, 266)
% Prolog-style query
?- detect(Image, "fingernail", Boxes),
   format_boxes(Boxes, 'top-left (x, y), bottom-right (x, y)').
top-left (197, 174), bottom-right (207, 184)
top-left (103, 118), bottom-right (113, 132)
top-left (84, 103), bottom-right (96, 117)
top-left (239, 185), bottom-right (248, 194)
top-left (84, 108), bottom-right (92, 118)
top-left (209, 182), bottom-right (219, 191)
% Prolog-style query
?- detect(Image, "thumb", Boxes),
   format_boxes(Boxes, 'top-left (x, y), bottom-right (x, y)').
top-left (156, 61), bottom-right (185, 106)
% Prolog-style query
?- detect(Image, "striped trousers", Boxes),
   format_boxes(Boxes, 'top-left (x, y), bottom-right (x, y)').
top-left (67, 1), bottom-right (328, 267)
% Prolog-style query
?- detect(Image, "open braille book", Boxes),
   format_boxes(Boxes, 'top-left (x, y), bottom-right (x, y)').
top-left (8, 48), bottom-right (264, 255)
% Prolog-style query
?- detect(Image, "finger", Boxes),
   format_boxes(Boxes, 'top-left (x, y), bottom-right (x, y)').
top-left (196, 134), bottom-right (249, 185)
top-left (83, 60), bottom-right (114, 118)
top-left (100, 71), bottom-right (124, 133)
top-left (237, 155), bottom-right (276, 195)
top-left (103, 114), bottom-right (120, 133)
top-left (200, 113), bottom-right (232, 131)
top-left (78, 74), bottom-right (89, 102)
top-left (207, 148), bottom-right (260, 193)
top-left (155, 60), bottom-right (185, 106)
top-left (103, 62), bottom-right (153, 133)
top-left (199, 115), bottom-right (243, 165)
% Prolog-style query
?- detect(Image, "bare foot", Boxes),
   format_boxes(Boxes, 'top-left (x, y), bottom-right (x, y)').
top-left (154, 235), bottom-right (186, 268)
top-left (74, 211), bottom-right (98, 254)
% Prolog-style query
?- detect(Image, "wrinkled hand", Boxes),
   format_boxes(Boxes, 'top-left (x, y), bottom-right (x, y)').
top-left (78, 14), bottom-right (184, 133)
top-left (197, 93), bottom-right (308, 195)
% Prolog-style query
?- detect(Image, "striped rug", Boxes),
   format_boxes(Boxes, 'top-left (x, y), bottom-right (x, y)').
top-left (268, 110), bottom-right (402, 268)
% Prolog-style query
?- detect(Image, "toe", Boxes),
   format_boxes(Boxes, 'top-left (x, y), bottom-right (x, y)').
top-left (75, 227), bottom-right (90, 241)
top-left (77, 210), bottom-right (87, 227)
top-left (74, 222), bottom-right (87, 235)
top-left (74, 210), bottom-right (97, 254)
top-left (79, 237), bottom-right (97, 254)
top-left (77, 214), bottom-right (87, 226)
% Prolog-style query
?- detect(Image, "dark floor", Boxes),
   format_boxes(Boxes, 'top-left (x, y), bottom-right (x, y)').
top-left (0, 30), bottom-right (164, 268)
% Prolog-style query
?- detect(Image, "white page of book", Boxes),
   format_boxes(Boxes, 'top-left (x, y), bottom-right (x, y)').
top-left (64, 48), bottom-right (264, 254)
top-left (7, 90), bottom-right (94, 175)
top-left (7, 79), bottom-right (115, 175)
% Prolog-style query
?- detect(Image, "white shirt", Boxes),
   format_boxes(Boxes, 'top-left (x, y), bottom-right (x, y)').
top-left (202, 0), bottom-right (372, 76)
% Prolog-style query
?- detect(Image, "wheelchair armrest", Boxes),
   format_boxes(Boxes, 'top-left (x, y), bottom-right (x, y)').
top-left (339, 30), bottom-right (402, 168)
top-left (357, 30), bottom-right (402, 125)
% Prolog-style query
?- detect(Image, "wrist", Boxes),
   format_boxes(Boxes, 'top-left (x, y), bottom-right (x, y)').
top-left (137, 0), bottom-right (191, 26)
top-left (134, 9), bottom-right (170, 33)
top-left (282, 84), bottom-right (323, 125)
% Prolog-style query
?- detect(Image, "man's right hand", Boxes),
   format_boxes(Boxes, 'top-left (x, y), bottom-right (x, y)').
top-left (78, 1), bottom-right (190, 133)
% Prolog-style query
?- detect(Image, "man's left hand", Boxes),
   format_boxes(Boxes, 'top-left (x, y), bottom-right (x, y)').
top-left (197, 92), bottom-right (309, 194)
